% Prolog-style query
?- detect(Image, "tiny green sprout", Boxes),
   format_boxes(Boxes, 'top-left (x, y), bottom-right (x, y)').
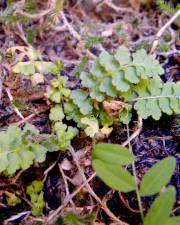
top-left (26, 180), bottom-right (45, 216)
top-left (163, 33), bottom-right (172, 42)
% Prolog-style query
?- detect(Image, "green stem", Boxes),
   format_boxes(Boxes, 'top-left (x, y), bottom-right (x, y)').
top-left (126, 125), bottom-right (144, 220)
top-left (129, 95), bottom-right (180, 102)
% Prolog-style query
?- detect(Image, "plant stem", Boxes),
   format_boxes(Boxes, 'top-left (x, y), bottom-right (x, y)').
top-left (126, 125), bottom-right (144, 220)
top-left (129, 95), bottom-right (180, 102)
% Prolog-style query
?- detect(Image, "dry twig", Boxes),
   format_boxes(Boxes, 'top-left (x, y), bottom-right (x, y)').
top-left (150, 10), bottom-right (180, 55)
top-left (5, 88), bottom-right (24, 120)
top-left (69, 146), bottom-right (129, 225)
top-left (59, 164), bottom-right (75, 208)
top-left (60, 11), bottom-right (97, 60)
top-left (122, 116), bottom-right (143, 147)
top-left (46, 172), bottom-right (96, 224)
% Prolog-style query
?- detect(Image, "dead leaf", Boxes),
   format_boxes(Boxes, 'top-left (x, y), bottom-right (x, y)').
top-left (30, 73), bottom-right (44, 86)
top-left (61, 158), bottom-right (73, 171)
top-left (103, 100), bottom-right (124, 116)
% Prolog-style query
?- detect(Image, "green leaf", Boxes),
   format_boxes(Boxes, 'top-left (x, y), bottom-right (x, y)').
top-left (80, 72), bottom-right (96, 88)
top-left (71, 90), bottom-right (88, 104)
top-left (112, 70), bottom-right (130, 92)
top-left (119, 107), bottom-right (132, 125)
top-left (31, 144), bottom-right (47, 163)
top-left (13, 62), bottom-right (35, 75)
top-left (100, 111), bottom-right (113, 126)
top-left (124, 66), bottom-right (140, 84)
top-left (26, 180), bottom-right (45, 216)
top-left (99, 77), bottom-right (117, 97)
top-left (0, 155), bottom-right (8, 172)
top-left (114, 46), bottom-right (131, 65)
top-left (19, 150), bottom-right (35, 170)
top-left (5, 191), bottom-right (21, 206)
top-left (90, 60), bottom-right (104, 78)
top-left (93, 159), bottom-right (135, 192)
top-left (143, 186), bottom-right (176, 225)
top-left (140, 157), bottom-right (176, 196)
top-left (81, 117), bottom-right (99, 138)
top-left (99, 51), bottom-right (118, 72)
top-left (93, 143), bottom-right (134, 165)
top-left (0, 124), bottom-right (51, 175)
top-left (35, 61), bottom-right (55, 74)
top-left (134, 79), bottom-right (180, 120)
top-left (49, 105), bottom-right (65, 122)
top-left (90, 89), bottom-right (105, 102)
top-left (78, 99), bottom-right (93, 115)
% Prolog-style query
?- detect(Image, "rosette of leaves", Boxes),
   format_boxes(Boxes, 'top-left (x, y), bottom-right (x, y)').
top-left (48, 76), bottom-right (71, 103)
top-left (49, 105), bottom-right (78, 149)
top-left (0, 124), bottom-right (48, 175)
top-left (12, 47), bottom-right (63, 76)
top-left (80, 46), bottom-right (180, 121)
top-left (80, 46), bottom-right (164, 102)
top-left (26, 180), bottom-right (45, 216)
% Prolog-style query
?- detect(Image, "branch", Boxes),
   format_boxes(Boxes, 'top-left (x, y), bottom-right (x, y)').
top-left (150, 10), bottom-right (180, 55)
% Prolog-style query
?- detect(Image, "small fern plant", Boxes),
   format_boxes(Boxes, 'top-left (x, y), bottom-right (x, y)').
top-left (51, 46), bottom-right (180, 138)
top-left (26, 180), bottom-right (45, 216)
top-left (0, 124), bottom-right (48, 175)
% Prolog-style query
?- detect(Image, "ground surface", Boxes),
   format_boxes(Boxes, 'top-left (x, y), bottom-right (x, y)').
top-left (0, 1), bottom-right (179, 225)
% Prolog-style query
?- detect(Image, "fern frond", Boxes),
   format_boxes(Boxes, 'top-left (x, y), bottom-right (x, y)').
top-left (0, 124), bottom-right (48, 175)
top-left (80, 46), bottom-right (164, 102)
top-left (133, 78), bottom-right (180, 120)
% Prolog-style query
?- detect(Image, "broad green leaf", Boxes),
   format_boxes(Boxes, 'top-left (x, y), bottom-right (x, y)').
top-left (146, 99), bottom-right (162, 120)
top-left (90, 60), bottom-right (104, 78)
top-left (99, 51), bottom-right (118, 72)
top-left (100, 111), bottom-right (113, 126)
top-left (35, 61), bottom-right (55, 74)
top-left (0, 155), bottom-right (8, 172)
top-left (119, 108), bottom-right (132, 125)
top-left (93, 159), bottom-right (135, 192)
top-left (19, 150), bottom-right (35, 170)
top-left (114, 46), bottom-right (131, 65)
top-left (99, 77), bottom-right (117, 97)
top-left (90, 89), bottom-right (105, 102)
top-left (81, 117), bottom-right (99, 138)
top-left (164, 217), bottom-right (180, 225)
top-left (80, 72), bottom-right (96, 88)
top-left (143, 186), bottom-right (176, 225)
top-left (49, 91), bottom-right (61, 103)
top-left (112, 70), bottom-right (130, 92)
top-left (93, 143), bottom-right (134, 165)
top-left (78, 99), bottom-right (93, 115)
top-left (124, 66), bottom-right (140, 84)
top-left (13, 62), bottom-right (35, 75)
top-left (23, 123), bottom-right (39, 136)
top-left (49, 105), bottom-right (65, 122)
top-left (27, 48), bottom-right (41, 60)
top-left (7, 152), bottom-right (21, 174)
top-left (140, 157), bottom-right (176, 196)
top-left (71, 90), bottom-right (88, 104)
top-left (31, 144), bottom-right (47, 163)
top-left (159, 83), bottom-right (173, 115)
